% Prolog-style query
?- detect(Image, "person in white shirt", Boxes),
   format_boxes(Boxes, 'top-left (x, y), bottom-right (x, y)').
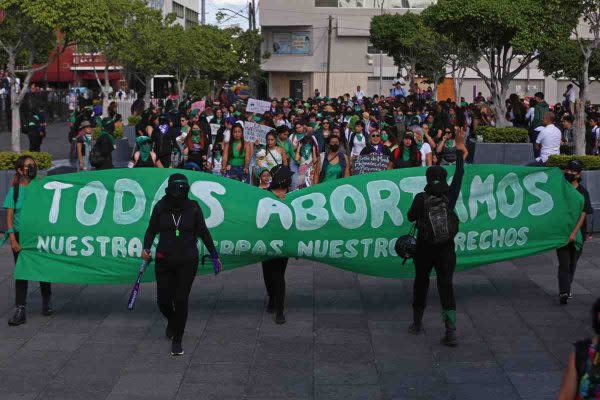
top-left (355, 85), bottom-right (365, 101)
top-left (591, 117), bottom-right (600, 155)
top-left (531, 112), bottom-right (562, 165)
top-left (563, 84), bottom-right (576, 115)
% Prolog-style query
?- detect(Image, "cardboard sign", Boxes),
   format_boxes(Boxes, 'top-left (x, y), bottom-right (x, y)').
top-left (191, 100), bottom-right (205, 112)
top-left (244, 121), bottom-right (272, 145)
top-left (246, 98), bottom-right (271, 115)
top-left (352, 153), bottom-right (389, 175)
top-left (210, 123), bottom-right (220, 138)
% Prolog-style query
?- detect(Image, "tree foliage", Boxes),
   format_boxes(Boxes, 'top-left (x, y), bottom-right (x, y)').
top-left (422, 0), bottom-right (578, 125)
top-left (539, 40), bottom-right (600, 84)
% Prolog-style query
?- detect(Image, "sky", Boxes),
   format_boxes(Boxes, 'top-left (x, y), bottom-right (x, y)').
top-left (204, 0), bottom-right (254, 28)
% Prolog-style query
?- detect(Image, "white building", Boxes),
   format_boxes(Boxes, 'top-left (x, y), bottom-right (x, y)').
top-left (148, 0), bottom-right (199, 28)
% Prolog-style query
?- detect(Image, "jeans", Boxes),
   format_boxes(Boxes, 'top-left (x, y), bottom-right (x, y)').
top-left (155, 256), bottom-right (198, 341)
top-left (413, 242), bottom-right (456, 314)
top-left (225, 166), bottom-right (247, 182)
top-left (556, 243), bottom-right (581, 295)
top-left (262, 258), bottom-right (288, 313)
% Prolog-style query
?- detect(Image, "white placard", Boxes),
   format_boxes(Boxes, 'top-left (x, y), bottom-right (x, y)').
top-left (243, 121), bottom-right (272, 145)
top-left (210, 123), bottom-right (220, 137)
top-left (246, 98), bottom-right (271, 115)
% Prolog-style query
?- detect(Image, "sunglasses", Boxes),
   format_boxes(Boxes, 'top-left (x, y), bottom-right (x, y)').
top-left (371, 134), bottom-right (380, 138)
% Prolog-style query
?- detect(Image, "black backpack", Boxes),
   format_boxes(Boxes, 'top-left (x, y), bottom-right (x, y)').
top-left (419, 194), bottom-right (458, 245)
top-left (89, 142), bottom-right (104, 168)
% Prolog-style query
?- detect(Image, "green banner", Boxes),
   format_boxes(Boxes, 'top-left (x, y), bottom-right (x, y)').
top-left (14, 166), bottom-right (582, 284)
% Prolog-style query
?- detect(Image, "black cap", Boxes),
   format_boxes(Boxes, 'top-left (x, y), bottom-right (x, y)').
top-left (566, 159), bottom-right (583, 173)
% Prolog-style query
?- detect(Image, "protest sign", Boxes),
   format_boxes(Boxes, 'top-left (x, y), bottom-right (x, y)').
top-left (243, 121), bottom-right (271, 145)
top-left (246, 98), bottom-right (271, 115)
top-left (15, 166), bottom-right (582, 284)
top-left (210, 123), bottom-right (220, 138)
top-left (191, 100), bottom-right (205, 112)
top-left (352, 153), bottom-right (389, 175)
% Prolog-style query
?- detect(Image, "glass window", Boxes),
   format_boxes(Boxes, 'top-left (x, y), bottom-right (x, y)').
top-left (367, 43), bottom-right (380, 54)
top-left (315, 0), bottom-right (339, 7)
top-left (172, 1), bottom-right (185, 18)
top-left (186, 8), bottom-right (198, 23)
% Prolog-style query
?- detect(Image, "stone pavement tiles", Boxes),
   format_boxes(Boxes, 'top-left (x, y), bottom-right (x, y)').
top-left (0, 240), bottom-right (598, 400)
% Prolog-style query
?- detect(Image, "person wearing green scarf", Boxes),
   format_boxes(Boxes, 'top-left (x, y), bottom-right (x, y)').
top-left (133, 136), bottom-right (161, 168)
top-left (93, 128), bottom-right (116, 170)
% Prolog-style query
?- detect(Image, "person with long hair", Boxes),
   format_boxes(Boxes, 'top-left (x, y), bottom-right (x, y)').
top-left (183, 122), bottom-right (208, 171)
top-left (391, 133), bottom-right (421, 169)
top-left (317, 135), bottom-right (350, 183)
top-left (133, 136), bottom-right (163, 168)
top-left (222, 123), bottom-right (251, 181)
top-left (4, 156), bottom-right (52, 326)
top-left (557, 298), bottom-right (600, 399)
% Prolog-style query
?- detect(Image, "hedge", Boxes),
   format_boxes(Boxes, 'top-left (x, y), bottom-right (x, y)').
top-left (0, 151), bottom-right (53, 170)
top-left (546, 155), bottom-right (600, 170)
top-left (127, 115), bottom-right (141, 126)
top-left (92, 125), bottom-right (124, 140)
top-left (475, 126), bottom-right (529, 143)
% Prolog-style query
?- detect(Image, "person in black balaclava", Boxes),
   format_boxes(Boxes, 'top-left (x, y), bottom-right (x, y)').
top-left (143, 173), bottom-right (221, 356)
top-left (261, 165), bottom-right (294, 324)
top-left (407, 129), bottom-right (468, 347)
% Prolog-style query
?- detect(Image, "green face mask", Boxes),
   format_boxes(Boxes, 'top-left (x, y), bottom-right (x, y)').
top-left (191, 129), bottom-right (201, 143)
top-left (381, 133), bottom-right (388, 142)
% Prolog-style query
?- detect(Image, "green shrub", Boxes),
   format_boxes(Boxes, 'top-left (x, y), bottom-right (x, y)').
top-left (128, 115), bottom-right (141, 126)
top-left (475, 126), bottom-right (529, 143)
top-left (0, 151), bottom-right (53, 170)
top-left (92, 125), bottom-right (124, 140)
top-left (546, 154), bottom-right (600, 170)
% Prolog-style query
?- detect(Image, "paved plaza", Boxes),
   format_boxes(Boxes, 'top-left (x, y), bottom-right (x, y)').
top-left (0, 238), bottom-right (598, 400)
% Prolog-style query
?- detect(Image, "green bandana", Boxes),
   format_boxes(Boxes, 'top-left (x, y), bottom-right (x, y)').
top-left (381, 133), bottom-right (389, 142)
top-left (402, 147), bottom-right (411, 161)
top-left (191, 129), bottom-right (201, 144)
top-left (300, 142), bottom-right (312, 160)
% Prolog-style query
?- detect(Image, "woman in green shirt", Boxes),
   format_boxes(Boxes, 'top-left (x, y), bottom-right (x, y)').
top-left (222, 123), bottom-right (251, 182)
top-left (317, 136), bottom-right (349, 183)
top-left (4, 155), bottom-right (52, 326)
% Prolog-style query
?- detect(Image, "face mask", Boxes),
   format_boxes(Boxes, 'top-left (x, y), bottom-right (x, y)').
top-left (564, 172), bottom-right (577, 182)
top-left (26, 165), bottom-right (37, 180)
top-left (381, 133), bottom-right (389, 142)
top-left (329, 144), bottom-right (340, 152)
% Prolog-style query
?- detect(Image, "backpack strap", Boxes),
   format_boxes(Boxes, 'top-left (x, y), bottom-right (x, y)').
top-left (575, 339), bottom-right (592, 381)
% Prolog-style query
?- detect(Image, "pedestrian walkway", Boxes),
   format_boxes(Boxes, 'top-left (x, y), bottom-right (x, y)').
top-left (0, 123), bottom-right (70, 158)
top-left (0, 240), bottom-right (598, 399)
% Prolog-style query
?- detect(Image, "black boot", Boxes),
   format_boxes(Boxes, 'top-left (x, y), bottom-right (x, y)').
top-left (441, 320), bottom-right (458, 347)
top-left (559, 293), bottom-right (569, 305)
top-left (274, 309), bottom-right (286, 325)
top-left (42, 299), bottom-right (53, 316)
top-left (8, 306), bottom-right (26, 326)
top-left (408, 308), bottom-right (425, 335)
top-left (171, 338), bottom-right (184, 356)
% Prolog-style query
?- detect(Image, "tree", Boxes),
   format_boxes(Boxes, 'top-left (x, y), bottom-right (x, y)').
top-left (370, 12), bottom-right (437, 94)
top-left (114, 4), bottom-right (173, 103)
top-left (0, 0), bottom-right (105, 151)
top-left (423, 0), bottom-right (578, 126)
top-left (540, 1), bottom-right (600, 154)
top-left (162, 24), bottom-right (238, 97)
top-left (76, 0), bottom-right (137, 115)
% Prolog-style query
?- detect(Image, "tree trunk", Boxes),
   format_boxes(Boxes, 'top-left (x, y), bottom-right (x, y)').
top-left (11, 100), bottom-right (21, 152)
top-left (574, 59), bottom-right (589, 155)
top-left (103, 65), bottom-right (111, 116)
top-left (490, 83), bottom-right (510, 127)
top-left (407, 62), bottom-right (417, 95)
top-left (144, 75), bottom-right (152, 104)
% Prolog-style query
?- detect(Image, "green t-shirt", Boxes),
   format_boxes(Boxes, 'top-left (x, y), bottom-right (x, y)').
top-left (323, 162), bottom-right (342, 182)
top-left (3, 185), bottom-right (28, 232)
top-left (402, 147), bottom-right (411, 161)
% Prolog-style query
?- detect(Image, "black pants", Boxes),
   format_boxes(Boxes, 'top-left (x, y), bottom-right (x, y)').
top-left (413, 242), bottom-right (456, 313)
top-left (28, 134), bottom-right (43, 152)
top-left (262, 258), bottom-right (288, 312)
top-left (528, 128), bottom-right (540, 159)
top-left (556, 243), bottom-right (581, 295)
top-left (155, 257), bottom-right (198, 341)
top-left (12, 233), bottom-right (51, 306)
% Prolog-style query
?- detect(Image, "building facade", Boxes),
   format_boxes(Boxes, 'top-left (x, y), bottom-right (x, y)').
top-left (148, 0), bottom-right (199, 27)
top-left (259, 0), bottom-right (599, 104)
